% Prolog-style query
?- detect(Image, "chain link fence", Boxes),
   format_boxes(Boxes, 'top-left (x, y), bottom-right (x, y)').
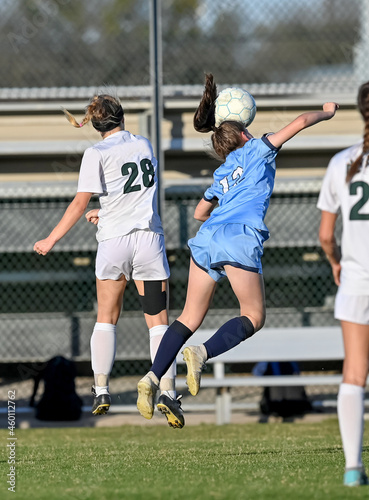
top-left (0, 178), bottom-right (342, 412)
top-left (0, 179), bottom-right (340, 355)
top-left (0, 0), bottom-right (356, 414)
top-left (0, 0), bottom-right (367, 93)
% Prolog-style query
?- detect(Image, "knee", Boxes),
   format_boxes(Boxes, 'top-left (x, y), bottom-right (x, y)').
top-left (177, 311), bottom-right (204, 333)
top-left (246, 312), bottom-right (265, 334)
top-left (342, 373), bottom-right (367, 388)
top-left (342, 361), bottom-right (368, 388)
top-left (97, 313), bottom-right (119, 325)
top-left (255, 313), bottom-right (266, 332)
top-left (139, 281), bottom-right (167, 316)
top-left (240, 303), bottom-right (265, 333)
top-left (177, 317), bottom-right (200, 333)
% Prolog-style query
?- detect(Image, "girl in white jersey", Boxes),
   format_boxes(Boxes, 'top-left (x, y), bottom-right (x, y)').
top-left (318, 81), bottom-right (369, 487)
top-left (34, 94), bottom-right (184, 428)
top-left (136, 74), bottom-right (338, 421)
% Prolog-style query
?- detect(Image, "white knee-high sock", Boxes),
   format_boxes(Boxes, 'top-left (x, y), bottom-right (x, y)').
top-left (337, 383), bottom-right (365, 469)
top-left (149, 324), bottom-right (176, 398)
top-left (90, 323), bottom-right (116, 394)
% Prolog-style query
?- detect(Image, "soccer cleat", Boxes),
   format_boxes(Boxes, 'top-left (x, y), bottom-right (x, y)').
top-left (137, 372), bottom-right (159, 420)
top-left (182, 345), bottom-right (207, 396)
top-left (343, 468), bottom-right (369, 487)
top-left (91, 386), bottom-right (111, 415)
top-left (157, 394), bottom-right (185, 429)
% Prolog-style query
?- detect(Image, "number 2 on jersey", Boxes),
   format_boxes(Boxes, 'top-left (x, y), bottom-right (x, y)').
top-left (121, 158), bottom-right (155, 194)
top-left (349, 181), bottom-right (369, 220)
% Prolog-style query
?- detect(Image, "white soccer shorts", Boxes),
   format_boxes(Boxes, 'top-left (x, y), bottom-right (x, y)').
top-left (335, 290), bottom-right (369, 325)
top-left (95, 229), bottom-right (170, 281)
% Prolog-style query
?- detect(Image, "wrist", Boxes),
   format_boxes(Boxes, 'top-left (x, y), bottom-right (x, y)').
top-left (47, 234), bottom-right (58, 245)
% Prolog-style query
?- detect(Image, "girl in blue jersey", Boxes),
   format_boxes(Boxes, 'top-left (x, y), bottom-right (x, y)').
top-left (137, 74), bottom-right (338, 420)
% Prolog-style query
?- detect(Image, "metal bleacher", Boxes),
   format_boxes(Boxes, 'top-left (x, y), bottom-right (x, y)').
top-left (0, 86), bottom-right (357, 364)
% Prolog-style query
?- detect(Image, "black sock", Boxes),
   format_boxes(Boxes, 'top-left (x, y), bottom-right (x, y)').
top-left (151, 320), bottom-right (193, 380)
top-left (204, 316), bottom-right (255, 359)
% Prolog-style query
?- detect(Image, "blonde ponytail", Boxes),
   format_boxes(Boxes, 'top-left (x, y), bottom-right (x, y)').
top-left (61, 108), bottom-right (91, 128)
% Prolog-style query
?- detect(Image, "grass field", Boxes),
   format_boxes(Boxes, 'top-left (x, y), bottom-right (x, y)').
top-left (1, 419), bottom-right (368, 500)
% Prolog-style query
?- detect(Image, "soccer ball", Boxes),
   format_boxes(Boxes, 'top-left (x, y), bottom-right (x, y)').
top-left (215, 87), bottom-right (256, 128)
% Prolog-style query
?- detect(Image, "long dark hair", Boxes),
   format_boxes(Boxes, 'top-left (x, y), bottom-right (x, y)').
top-left (194, 73), bottom-right (246, 161)
top-left (346, 81), bottom-right (369, 183)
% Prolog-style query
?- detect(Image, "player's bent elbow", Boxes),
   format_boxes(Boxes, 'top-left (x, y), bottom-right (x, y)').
top-left (319, 233), bottom-right (334, 247)
top-left (295, 114), bottom-right (311, 132)
top-left (193, 210), bottom-right (207, 222)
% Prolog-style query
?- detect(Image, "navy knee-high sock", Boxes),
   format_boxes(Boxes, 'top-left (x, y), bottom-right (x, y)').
top-left (204, 316), bottom-right (255, 359)
top-left (150, 320), bottom-right (193, 380)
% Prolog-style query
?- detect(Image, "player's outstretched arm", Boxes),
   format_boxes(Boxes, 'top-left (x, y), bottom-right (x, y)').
top-left (34, 192), bottom-right (92, 255)
top-left (267, 103), bottom-right (339, 149)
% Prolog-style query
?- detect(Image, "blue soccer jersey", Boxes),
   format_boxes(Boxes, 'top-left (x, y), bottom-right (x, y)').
top-left (202, 135), bottom-right (279, 234)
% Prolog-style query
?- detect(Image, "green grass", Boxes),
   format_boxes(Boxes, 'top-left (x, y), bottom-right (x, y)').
top-left (1, 419), bottom-right (368, 499)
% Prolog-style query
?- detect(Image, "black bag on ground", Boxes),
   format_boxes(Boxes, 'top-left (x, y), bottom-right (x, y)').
top-left (254, 361), bottom-right (312, 418)
top-left (29, 356), bottom-right (83, 421)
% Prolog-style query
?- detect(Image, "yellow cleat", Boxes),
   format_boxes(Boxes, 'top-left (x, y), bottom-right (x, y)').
top-left (137, 372), bottom-right (159, 419)
top-left (182, 345), bottom-right (207, 396)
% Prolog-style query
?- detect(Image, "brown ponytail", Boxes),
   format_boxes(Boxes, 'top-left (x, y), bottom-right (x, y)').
top-left (62, 94), bottom-right (124, 132)
top-left (193, 73), bottom-right (217, 133)
top-left (346, 81), bottom-right (369, 182)
top-left (194, 74), bottom-right (246, 161)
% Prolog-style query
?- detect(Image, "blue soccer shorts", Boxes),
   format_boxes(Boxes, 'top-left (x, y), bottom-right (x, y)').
top-left (188, 223), bottom-right (268, 282)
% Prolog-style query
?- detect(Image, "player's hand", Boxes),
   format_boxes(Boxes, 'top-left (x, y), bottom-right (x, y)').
top-left (331, 262), bottom-right (341, 287)
top-left (33, 237), bottom-right (55, 256)
top-left (323, 102), bottom-right (339, 117)
top-left (85, 209), bottom-right (99, 226)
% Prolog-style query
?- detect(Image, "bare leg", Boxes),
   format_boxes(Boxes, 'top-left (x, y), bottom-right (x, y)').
top-left (177, 259), bottom-right (217, 331)
top-left (341, 321), bottom-right (369, 387)
top-left (225, 265), bottom-right (266, 331)
top-left (201, 267), bottom-right (265, 362)
top-left (96, 276), bottom-right (127, 325)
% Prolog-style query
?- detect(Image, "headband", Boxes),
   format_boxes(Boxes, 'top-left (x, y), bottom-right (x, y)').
top-left (92, 105), bottom-right (124, 132)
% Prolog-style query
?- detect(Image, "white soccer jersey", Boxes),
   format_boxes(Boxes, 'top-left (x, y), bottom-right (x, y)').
top-left (77, 130), bottom-right (163, 242)
top-left (317, 142), bottom-right (369, 294)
